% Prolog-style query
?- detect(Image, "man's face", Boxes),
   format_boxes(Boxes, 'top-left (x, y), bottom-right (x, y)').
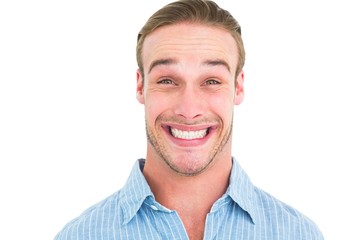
top-left (136, 23), bottom-right (244, 176)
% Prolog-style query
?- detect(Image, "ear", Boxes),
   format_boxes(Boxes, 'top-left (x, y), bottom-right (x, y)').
top-left (136, 69), bottom-right (145, 104)
top-left (234, 70), bottom-right (244, 105)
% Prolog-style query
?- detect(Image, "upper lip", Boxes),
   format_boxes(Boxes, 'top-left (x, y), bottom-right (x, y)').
top-left (163, 123), bottom-right (216, 132)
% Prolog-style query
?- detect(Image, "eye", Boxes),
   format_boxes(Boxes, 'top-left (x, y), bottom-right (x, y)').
top-left (204, 79), bottom-right (221, 85)
top-left (157, 79), bottom-right (176, 85)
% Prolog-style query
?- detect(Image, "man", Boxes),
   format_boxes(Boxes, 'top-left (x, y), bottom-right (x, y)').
top-left (55, 0), bottom-right (324, 239)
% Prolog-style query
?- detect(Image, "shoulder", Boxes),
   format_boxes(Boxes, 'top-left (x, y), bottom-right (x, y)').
top-left (252, 186), bottom-right (324, 239)
top-left (54, 190), bottom-right (124, 240)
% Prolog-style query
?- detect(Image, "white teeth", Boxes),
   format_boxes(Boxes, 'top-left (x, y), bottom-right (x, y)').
top-left (170, 128), bottom-right (207, 140)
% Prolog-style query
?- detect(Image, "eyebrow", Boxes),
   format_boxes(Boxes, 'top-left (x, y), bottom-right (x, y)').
top-left (148, 58), bottom-right (231, 74)
top-left (203, 59), bottom-right (231, 73)
top-left (148, 58), bottom-right (176, 74)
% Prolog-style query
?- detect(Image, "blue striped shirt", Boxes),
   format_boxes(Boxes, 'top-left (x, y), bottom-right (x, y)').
top-left (55, 158), bottom-right (324, 239)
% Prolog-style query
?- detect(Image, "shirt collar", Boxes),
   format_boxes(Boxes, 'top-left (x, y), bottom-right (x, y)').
top-left (119, 159), bottom-right (154, 225)
top-left (226, 157), bottom-right (259, 224)
top-left (119, 158), bottom-right (259, 225)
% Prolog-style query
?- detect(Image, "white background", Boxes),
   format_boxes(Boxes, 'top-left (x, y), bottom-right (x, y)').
top-left (0, 0), bottom-right (359, 239)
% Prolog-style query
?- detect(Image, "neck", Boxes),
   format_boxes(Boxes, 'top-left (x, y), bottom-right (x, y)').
top-left (143, 148), bottom-right (233, 240)
top-left (143, 152), bottom-right (233, 213)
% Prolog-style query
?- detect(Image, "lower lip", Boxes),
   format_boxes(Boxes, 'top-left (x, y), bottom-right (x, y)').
top-left (163, 127), bottom-right (214, 147)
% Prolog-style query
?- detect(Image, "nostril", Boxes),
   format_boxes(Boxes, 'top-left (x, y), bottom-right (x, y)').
top-left (175, 113), bottom-right (203, 120)
top-left (173, 92), bottom-right (205, 119)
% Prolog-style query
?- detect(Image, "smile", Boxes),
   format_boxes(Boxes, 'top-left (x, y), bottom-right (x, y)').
top-left (170, 127), bottom-right (208, 140)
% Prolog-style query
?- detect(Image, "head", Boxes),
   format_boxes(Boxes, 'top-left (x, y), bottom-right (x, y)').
top-left (136, 0), bottom-right (245, 176)
top-left (136, 0), bottom-right (245, 80)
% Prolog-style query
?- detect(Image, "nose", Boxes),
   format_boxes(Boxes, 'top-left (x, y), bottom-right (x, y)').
top-left (173, 85), bottom-right (205, 120)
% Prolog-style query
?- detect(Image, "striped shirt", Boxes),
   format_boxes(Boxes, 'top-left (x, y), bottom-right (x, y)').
top-left (55, 158), bottom-right (324, 239)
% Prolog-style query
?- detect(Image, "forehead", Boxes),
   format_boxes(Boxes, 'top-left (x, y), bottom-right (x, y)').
top-left (142, 22), bottom-right (238, 73)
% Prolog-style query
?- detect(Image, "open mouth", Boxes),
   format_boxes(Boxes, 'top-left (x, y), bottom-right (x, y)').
top-left (170, 127), bottom-right (209, 140)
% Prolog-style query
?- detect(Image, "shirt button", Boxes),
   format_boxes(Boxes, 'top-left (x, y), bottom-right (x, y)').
top-left (150, 205), bottom-right (158, 211)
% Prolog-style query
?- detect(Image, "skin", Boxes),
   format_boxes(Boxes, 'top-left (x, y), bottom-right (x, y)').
top-left (136, 22), bottom-right (244, 240)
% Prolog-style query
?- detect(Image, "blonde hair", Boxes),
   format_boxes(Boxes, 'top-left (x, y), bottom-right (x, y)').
top-left (136, 0), bottom-right (245, 78)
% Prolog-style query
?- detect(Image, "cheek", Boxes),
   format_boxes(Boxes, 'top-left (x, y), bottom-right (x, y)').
top-left (144, 95), bottom-right (170, 122)
top-left (208, 96), bottom-right (235, 130)
top-left (210, 94), bottom-right (234, 116)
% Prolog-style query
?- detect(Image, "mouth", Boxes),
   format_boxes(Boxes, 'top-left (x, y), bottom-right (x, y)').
top-left (161, 122), bottom-right (217, 147)
top-left (170, 127), bottom-right (209, 140)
